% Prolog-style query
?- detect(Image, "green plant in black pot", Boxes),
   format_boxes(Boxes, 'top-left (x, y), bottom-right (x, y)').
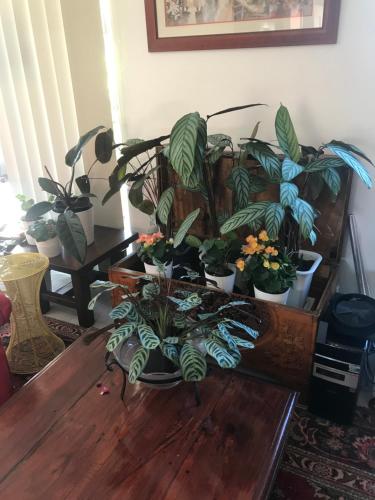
top-left (87, 277), bottom-right (259, 386)
top-left (24, 126), bottom-right (115, 263)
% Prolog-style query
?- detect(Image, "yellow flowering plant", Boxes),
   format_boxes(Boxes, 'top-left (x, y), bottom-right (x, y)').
top-left (236, 230), bottom-right (296, 295)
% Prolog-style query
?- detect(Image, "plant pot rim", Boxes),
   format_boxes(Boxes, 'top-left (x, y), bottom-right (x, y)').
top-left (144, 259), bottom-right (172, 266)
top-left (204, 263), bottom-right (235, 278)
top-left (254, 285), bottom-right (289, 295)
top-left (295, 250), bottom-right (322, 275)
top-left (36, 235), bottom-right (58, 244)
top-left (53, 199), bottom-right (93, 214)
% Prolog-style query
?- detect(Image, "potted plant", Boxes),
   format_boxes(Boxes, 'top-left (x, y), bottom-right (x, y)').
top-left (235, 230), bottom-right (296, 304)
top-left (220, 104), bottom-right (374, 307)
top-left (24, 126), bottom-right (115, 263)
top-left (16, 194), bottom-right (36, 246)
top-left (27, 219), bottom-right (60, 258)
top-left (87, 277), bottom-right (258, 388)
top-left (197, 234), bottom-right (241, 293)
top-left (136, 232), bottom-right (174, 278)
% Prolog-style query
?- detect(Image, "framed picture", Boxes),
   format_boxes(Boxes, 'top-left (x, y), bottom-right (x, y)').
top-left (144, 0), bottom-right (341, 52)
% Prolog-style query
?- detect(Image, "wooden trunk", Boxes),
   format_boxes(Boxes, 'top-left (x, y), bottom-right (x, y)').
top-left (109, 157), bottom-right (352, 399)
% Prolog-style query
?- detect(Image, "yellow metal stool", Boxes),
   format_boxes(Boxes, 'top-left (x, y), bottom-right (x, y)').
top-left (0, 253), bottom-right (65, 374)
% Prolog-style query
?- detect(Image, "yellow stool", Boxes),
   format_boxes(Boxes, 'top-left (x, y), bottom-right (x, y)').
top-left (0, 253), bottom-right (65, 374)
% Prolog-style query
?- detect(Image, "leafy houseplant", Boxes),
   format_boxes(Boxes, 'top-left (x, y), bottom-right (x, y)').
top-left (136, 232), bottom-right (174, 278)
top-left (27, 219), bottom-right (60, 258)
top-left (236, 230), bottom-right (296, 304)
top-left (17, 194), bottom-right (36, 246)
top-left (25, 126), bottom-right (116, 263)
top-left (88, 277), bottom-right (258, 386)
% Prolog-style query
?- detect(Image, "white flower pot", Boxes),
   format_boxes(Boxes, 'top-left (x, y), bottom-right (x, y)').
top-left (36, 236), bottom-right (61, 258)
top-left (21, 219), bottom-right (37, 246)
top-left (254, 286), bottom-right (290, 305)
top-left (205, 264), bottom-right (236, 294)
top-left (76, 206), bottom-right (94, 246)
top-left (144, 261), bottom-right (173, 279)
top-left (287, 250), bottom-right (323, 309)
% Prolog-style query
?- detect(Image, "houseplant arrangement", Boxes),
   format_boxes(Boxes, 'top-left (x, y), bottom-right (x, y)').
top-left (136, 232), bottom-right (174, 278)
top-left (236, 230), bottom-right (297, 304)
top-left (88, 276), bottom-right (258, 387)
top-left (27, 219), bottom-right (60, 258)
top-left (16, 194), bottom-right (36, 245)
top-left (220, 104), bottom-right (374, 307)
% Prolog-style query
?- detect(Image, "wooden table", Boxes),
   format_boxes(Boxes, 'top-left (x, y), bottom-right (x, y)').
top-left (14, 226), bottom-right (137, 327)
top-left (0, 336), bottom-right (297, 500)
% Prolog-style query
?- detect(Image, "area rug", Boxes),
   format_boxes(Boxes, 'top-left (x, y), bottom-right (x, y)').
top-left (272, 405), bottom-right (375, 499)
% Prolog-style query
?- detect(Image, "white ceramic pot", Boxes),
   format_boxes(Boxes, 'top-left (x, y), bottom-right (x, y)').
top-left (254, 286), bottom-right (290, 305)
top-left (144, 261), bottom-right (173, 279)
top-left (76, 206), bottom-right (94, 246)
top-left (287, 250), bottom-right (323, 309)
top-left (21, 219), bottom-right (37, 246)
top-left (205, 264), bottom-right (236, 294)
top-left (36, 236), bottom-right (61, 258)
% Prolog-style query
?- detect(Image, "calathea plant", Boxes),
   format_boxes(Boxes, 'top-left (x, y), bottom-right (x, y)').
top-left (220, 104), bottom-right (374, 259)
top-left (88, 277), bottom-right (258, 383)
top-left (24, 127), bottom-right (115, 263)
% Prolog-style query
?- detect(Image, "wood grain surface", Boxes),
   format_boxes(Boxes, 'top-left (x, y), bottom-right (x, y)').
top-left (0, 336), bottom-right (297, 500)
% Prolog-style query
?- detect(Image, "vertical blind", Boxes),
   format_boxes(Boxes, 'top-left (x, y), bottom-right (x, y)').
top-left (0, 0), bottom-right (82, 200)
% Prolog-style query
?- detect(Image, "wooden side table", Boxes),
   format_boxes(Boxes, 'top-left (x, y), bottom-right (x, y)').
top-left (14, 226), bottom-right (137, 327)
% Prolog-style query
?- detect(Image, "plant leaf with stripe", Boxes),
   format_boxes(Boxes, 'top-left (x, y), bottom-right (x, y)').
top-left (326, 140), bottom-right (374, 166)
top-left (128, 346), bottom-right (149, 384)
top-left (205, 339), bottom-right (236, 368)
top-left (180, 344), bottom-right (207, 382)
top-left (137, 324), bottom-right (160, 349)
top-left (226, 319), bottom-right (259, 339)
top-left (56, 211), bottom-right (87, 264)
top-left (280, 182), bottom-right (299, 208)
top-left (157, 187), bottom-right (174, 225)
top-left (173, 208), bottom-right (200, 248)
top-left (282, 157), bottom-right (304, 181)
top-left (106, 323), bottom-right (136, 352)
top-left (207, 134), bottom-right (231, 146)
top-left (109, 301), bottom-right (134, 320)
top-left (231, 336), bottom-right (255, 349)
top-left (321, 168), bottom-right (341, 195)
top-left (170, 112), bottom-right (201, 185)
top-left (291, 198), bottom-right (315, 238)
top-left (245, 142), bottom-right (281, 179)
top-left (305, 157), bottom-right (345, 172)
top-left (220, 202), bottom-right (269, 234)
top-left (275, 105), bottom-right (301, 162)
top-left (326, 145), bottom-right (372, 188)
top-left (142, 282), bottom-right (160, 300)
top-left (265, 202), bottom-right (285, 240)
top-left (161, 343), bottom-right (180, 366)
top-left (231, 166), bottom-right (251, 210)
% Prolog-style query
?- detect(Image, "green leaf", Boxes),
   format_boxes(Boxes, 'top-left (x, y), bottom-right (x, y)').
top-left (124, 138), bottom-right (144, 146)
top-left (265, 203), bottom-right (285, 240)
top-left (109, 301), bottom-right (134, 320)
top-left (250, 121), bottom-right (261, 139)
top-left (142, 282), bottom-right (160, 300)
top-left (65, 126), bottom-right (105, 167)
top-left (75, 175), bottom-right (91, 194)
top-left (280, 182), bottom-right (299, 208)
top-left (220, 202), bottom-right (269, 234)
top-left (309, 230), bottom-right (317, 245)
top-left (245, 142), bottom-right (281, 179)
top-left (326, 145), bottom-right (372, 188)
top-left (169, 112), bottom-right (201, 185)
top-left (173, 208), bottom-right (200, 248)
top-left (205, 339), bottom-right (236, 368)
top-left (157, 187), bottom-right (174, 225)
top-left (207, 103), bottom-right (265, 121)
top-left (321, 168), bottom-right (341, 195)
top-left (106, 323), bottom-right (136, 352)
top-left (275, 105), bottom-right (301, 162)
top-left (56, 211), bottom-right (87, 264)
top-left (137, 200), bottom-right (155, 216)
top-left (226, 319), bottom-right (259, 339)
top-left (326, 140), bottom-right (374, 166)
top-left (185, 234), bottom-right (202, 248)
top-left (95, 128), bottom-right (113, 163)
top-left (231, 166), bottom-right (251, 210)
top-left (282, 158), bottom-right (304, 181)
top-left (291, 198), bottom-right (315, 238)
top-left (38, 177), bottom-right (63, 197)
top-left (168, 292), bottom-right (202, 311)
top-left (180, 344), bottom-right (207, 382)
top-left (207, 134), bottom-right (231, 146)
top-left (25, 201), bottom-right (53, 221)
top-left (231, 336), bottom-right (255, 349)
top-left (128, 346), bottom-right (149, 383)
top-left (249, 174), bottom-right (267, 193)
top-left (164, 336), bottom-right (179, 344)
top-left (161, 343), bottom-right (180, 366)
top-left (305, 157), bottom-right (345, 172)
top-left (207, 144), bottom-right (226, 166)
top-left (137, 324), bottom-right (160, 349)
top-left (216, 323), bottom-right (237, 350)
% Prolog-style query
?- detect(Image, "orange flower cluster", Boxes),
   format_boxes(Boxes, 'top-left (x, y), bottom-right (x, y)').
top-left (136, 232), bottom-right (164, 247)
top-left (236, 230), bottom-right (280, 273)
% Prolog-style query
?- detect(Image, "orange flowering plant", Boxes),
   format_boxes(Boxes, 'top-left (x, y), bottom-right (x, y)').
top-left (136, 232), bottom-right (174, 265)
top-left (236, 230), bottom-right (296, 294)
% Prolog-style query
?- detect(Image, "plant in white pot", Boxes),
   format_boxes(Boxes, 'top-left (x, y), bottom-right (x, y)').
top-left (16, 194), bottom-right (36, 246)
top-left (136, 232), bottom-right (174, 278)
top-left (27, 219), bottom-right (60, 258)
top-left (221, 104), bottom-right (374, 308)
top-left (235, 230), bottom-right (296, 305)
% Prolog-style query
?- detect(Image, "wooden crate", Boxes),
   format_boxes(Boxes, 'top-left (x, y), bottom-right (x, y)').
top-left (109, 157), bottom-right (352, 398)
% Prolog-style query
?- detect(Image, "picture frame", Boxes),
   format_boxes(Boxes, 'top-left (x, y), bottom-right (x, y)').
top-left (144, 0), bottom-right (341, 52)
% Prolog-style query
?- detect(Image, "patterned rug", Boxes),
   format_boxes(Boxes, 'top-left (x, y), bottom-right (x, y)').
top-left (1, 317), bottom-right (374, 498)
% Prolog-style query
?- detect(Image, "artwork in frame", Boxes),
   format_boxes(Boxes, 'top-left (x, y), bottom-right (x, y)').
top-left (144, 0), bottom-right (341, 52)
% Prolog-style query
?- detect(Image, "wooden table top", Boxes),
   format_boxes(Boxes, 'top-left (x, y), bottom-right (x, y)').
top-left (0, 336), bottom-right (297, 500)
top-left (14, 226), bottom-right (137, 272)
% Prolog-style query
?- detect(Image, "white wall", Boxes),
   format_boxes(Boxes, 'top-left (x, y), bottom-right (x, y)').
top-left (112, 0), bottom-right (375, 293)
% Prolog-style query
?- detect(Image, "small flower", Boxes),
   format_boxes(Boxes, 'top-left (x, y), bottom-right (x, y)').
top-left (263, 260), bottom-right (270, 268)
top-left (265, 246), bottom-right (276, 255)
top-left (242, 244), bottom-right (257, 256)
top-left (255, 244), bottom-right (265, 253)
top-left (258, 230), bottom-right (268, 242)
top-left (246, 234), bottom-right (257, 245)
top-left (270, 262), bottom-right (280, 271)
top-left (153, 231), bottom-right (164, 239)
top-left (236, 258), bottom-right (245, 272)
top-left (271, 249), bottom-right (278, 256)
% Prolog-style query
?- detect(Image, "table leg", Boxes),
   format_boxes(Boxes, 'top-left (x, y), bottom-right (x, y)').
top-left (71, 272), bottom-right (94, 328)
top-left (40, 275), bottom-right (50, 314)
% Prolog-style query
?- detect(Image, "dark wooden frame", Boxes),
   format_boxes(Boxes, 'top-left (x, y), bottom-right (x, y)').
top-left (145, 0), bottom-right (341, 52)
